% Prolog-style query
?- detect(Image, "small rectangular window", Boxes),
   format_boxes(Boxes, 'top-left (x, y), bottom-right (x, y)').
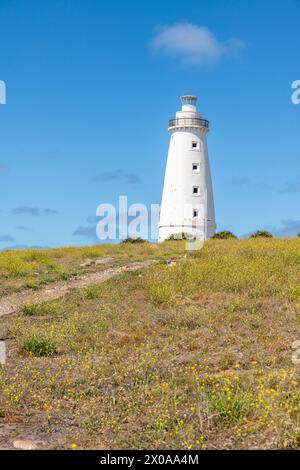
top-left (193, 209), bottom-right (198, 218)
top-left (192, 142), bottom-right (198, 149)
top-left (192, 163), bottom-right (200, 173)
top-left (193, 186), bottom-right (200, 195)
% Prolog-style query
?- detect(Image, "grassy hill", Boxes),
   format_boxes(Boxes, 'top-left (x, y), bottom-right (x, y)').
top-left (0, 239), bottom-right (299, 449)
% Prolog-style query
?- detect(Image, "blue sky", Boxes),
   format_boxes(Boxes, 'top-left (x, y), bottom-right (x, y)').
top-left (0, 0), bottom-right (300, 248)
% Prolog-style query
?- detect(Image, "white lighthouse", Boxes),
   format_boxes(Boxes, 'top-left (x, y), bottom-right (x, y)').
top-left (158, 95), bottom-right (216, 242)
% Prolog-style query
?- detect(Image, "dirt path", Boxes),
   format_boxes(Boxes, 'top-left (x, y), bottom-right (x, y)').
top-left (0, 260), bottom-right (154, 318)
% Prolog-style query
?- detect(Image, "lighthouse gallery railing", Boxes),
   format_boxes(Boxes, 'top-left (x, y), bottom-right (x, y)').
top-left (168, 118), bottom-right (209, 130)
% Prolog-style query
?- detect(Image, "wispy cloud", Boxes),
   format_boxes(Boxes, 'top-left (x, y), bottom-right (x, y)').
top-left (242, 219), bottom-right (300, 239)
top-left (277, 174), bottom-right (300, 195)
top-left (73, 225), bottom-right (97, 239)
top-left (271, 219), bottom-right (300, 237)
top-left (0, 234), bottom-right (15, 242)
top-left (92, 169), bottom-right (141, 185)
top-left (86, 215), bottom-right (100, 224)
top-left (230, 177), bottom-right (272, 190)
top-left (151, 23), bottom-right (245, 67)
top-left (43, 208), bottom-right (59, 215)
top-left (231, 174), bottom-right (300, 195)
top-left (11, 206), bottom-right (59, 216)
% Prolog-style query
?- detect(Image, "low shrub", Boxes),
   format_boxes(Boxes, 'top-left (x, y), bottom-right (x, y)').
top-left (207, 390), bottom-right (254, 425)
top-left (212, 231), bottom-right (237, 239)
top-left (22, 336), bottom-right (57, 357)
top-left (22, 301), bottom-right (59, 316)
top-left (121, 237), bottom-right (146, 244)
top-left (250, 230), bottom-right (273, 238)
top-left (83, 285), bottom-right (102, 299)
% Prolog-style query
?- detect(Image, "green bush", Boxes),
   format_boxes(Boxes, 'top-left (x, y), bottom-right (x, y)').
top-left (208, 391), bottom-right (254, 425)
top-left (22, 301), bottom-right (59, 316)
top-left (24, 278), bottom-right (39, 289)
top-left (121, 237), bottom-right (146, 244)
top-left (83, 285), bottom-right (102, 299)
top-left (250, 230), bottom-right (273, 238)
top-left (212, 231), bottom-right (237, 239)
top-left (22, 336), bottom-right (57, 357)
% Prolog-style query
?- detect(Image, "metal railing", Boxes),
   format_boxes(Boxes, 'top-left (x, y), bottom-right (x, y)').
top-left (168, 118), bottom-right (209, 130)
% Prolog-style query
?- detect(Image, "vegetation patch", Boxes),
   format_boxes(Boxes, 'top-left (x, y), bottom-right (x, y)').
top-left (250, 230), bottom-right (273, 238)
top-left (121, 237), bottom-right (146, 244)
top-left (213, 230), bottom-right (237, 239)
top-left (22, 336), bottom-right (57, 357)
top-left (22, 301), bottom-right (60, 316)
top-left (0, 239), bottom-right (299, 449)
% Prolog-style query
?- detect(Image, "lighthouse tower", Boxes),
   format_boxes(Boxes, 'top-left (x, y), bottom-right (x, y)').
top-left (158, 95), bottom-right (216, 242)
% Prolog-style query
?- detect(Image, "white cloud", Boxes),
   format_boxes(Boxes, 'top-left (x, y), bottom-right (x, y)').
top-left (152, 23), bottom-right (245, 67)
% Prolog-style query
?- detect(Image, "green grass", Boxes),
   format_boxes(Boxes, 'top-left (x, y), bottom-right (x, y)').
top-left (22, 301), bottom-right (60, 316)
top-left (0, 242), bottom-right (187, 296)
top-left (144, 238), bottom-right (300, 301)
top-left (0, 238), bottom-right (299, 450)
top-left (82, 285), bottom-right (104, 299)
top-left (22, 336), bottom-right (57, 357)
top-left (207, 390), bottom-right (254, 425)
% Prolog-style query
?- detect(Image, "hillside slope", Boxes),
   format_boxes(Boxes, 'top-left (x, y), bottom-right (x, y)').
top-left (0, 239), bottom-right (299, 449)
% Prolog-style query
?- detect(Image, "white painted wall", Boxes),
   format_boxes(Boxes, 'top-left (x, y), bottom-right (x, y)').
top-left (158, 96), bottom-right (216, 242)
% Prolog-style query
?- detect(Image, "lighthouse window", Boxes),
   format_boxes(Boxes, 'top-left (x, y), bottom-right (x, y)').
top-left (192, 163), bottom-right (200, 173)
top-left (192, 142), bottom-right (198, 149)
top-left (193, 210), bottom-right (199, 218)
top-left (193, 186), bottom-right (200, 195)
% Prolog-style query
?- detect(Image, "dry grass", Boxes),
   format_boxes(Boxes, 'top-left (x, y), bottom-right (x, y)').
top-left (0, 238), bottom-right (299, 449)
top-left (0, 242), bottom-right (186, 297)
